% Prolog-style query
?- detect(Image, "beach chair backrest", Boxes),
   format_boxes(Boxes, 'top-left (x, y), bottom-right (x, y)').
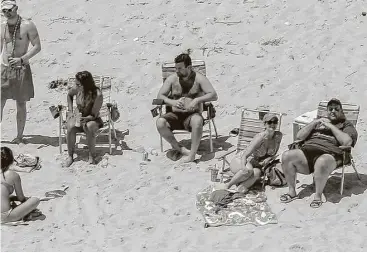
top-left (317, 101), bottom-right (359, 127)
top-left (162, 60), bottom-right (206, 82)
top-left (67, 75), bottom-right (112, 119)
top-left (237, 109), bottom-right (283, 152)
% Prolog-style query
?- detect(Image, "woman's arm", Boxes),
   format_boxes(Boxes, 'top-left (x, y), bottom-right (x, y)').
top-left (274, 131), bottom-right (283, 154)
top-left (90, 90), bottom-right (103, 118)
top-left (67, 87), bottom-right (77, 112)
top-left (240, 133), bottom-right (263, 169)
top-left (12, 172), bottom-right (27, 202)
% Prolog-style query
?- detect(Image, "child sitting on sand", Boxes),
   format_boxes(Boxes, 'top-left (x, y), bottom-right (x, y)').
top-left (1, 147), bottom-right (40, 223)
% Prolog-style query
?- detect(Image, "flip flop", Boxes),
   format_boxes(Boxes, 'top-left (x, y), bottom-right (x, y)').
top-left (280, 193), bottom-right (299, 203)
top-left (229, 128), bottom-right (239, 137)
top-left (44, 186), bottom-right (69, 198)
top-left (310, 199), bottom-right (323, 208)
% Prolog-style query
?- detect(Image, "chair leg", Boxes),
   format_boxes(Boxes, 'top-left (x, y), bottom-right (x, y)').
top-left (208, 118), bottom-right (213, 153)
top-left (108, 117), bottom-right (112, 155)
top-left (160, 136), bottom-right (163, 153)
top-left (212, 119), bottom-right (218, 138)
top-left (59, 111), bottom-right (63, 154)
top-left (220, 158), bottom-right (226, 183)
top-left (111, 120), bottom-right (117, 140)
top-left (340, 165), bottom-right (346, 195)
top-left (350, 157), bottom-right (361, 180)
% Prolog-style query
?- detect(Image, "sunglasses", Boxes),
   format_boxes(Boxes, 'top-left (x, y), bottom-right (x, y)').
top-left (328, 107), bottom-right (340, 112)
top-left (2, 6), bottom-right (15, 13)
top-left (267, 120), bottom-right (278, 125)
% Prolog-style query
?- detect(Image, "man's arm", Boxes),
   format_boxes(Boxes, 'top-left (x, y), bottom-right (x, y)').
top-left (296, 120), bottom-right (318, 141)
top-left (323, 123), bottom-right (354, 146)
top-left (157, 75), bottom-right (181, 108)
top-left (22, 21), bottom-right (41, 63)
top-left (195, 73), bottom-right (218, 104)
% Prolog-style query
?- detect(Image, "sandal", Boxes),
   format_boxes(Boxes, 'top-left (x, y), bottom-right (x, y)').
top-left (280, 193), bottom-right (299, 203)
top-left (310, 199), bottom-right (323, 208)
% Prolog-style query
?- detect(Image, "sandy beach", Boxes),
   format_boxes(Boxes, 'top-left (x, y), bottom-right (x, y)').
top-left (1, 0), bottom-right (367, 251)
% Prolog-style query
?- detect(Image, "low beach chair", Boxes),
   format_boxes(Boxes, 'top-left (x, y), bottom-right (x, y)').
top-left (217, 109), bottom-right (284, 182)
top-left (58, 75), bottom-right (121, 155)
top-left (151, 60), bottom-right (218, 153)
top-left (289, 101), bottom-right (361, 195)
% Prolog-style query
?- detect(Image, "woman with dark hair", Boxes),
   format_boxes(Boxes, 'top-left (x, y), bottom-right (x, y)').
top-left (1, 147), bottom-right (40, 223)
top-left (65, 71), bottom-right (103, 167)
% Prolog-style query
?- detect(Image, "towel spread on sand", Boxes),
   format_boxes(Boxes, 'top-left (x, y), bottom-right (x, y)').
top-left (196, 185), bottom-right (277, 227)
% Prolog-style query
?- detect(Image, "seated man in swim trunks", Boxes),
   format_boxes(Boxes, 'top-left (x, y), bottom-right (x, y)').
top-left (280, 98), bottom-right (358, 208)
top-left (156, 53), bottom-right (218, 162)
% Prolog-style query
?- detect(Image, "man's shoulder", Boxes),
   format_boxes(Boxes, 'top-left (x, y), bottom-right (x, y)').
top-left (21, 18), bottom-right (36, 28)
top-left (166, 73), bottom-right (178, 83)
top-left (342, 119), bottom-right (357, 130)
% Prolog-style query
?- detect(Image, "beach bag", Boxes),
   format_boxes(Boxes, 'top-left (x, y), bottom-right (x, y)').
top-left (110, 102), bottom-right (120, 122)
top-left (262, 159), bottom-right (287, 187)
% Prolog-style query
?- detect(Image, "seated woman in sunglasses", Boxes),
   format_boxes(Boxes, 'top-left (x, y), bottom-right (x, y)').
top-left (221, 113), bottom-right (283, 193)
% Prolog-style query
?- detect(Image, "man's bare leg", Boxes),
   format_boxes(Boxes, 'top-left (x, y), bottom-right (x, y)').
top-left (1, 96), bottom-right (6, 122)
top-left (156, 118), bottom-right (190, 155)
top-left (183, 114), bottom-right (203, 162)
top-left (313, 154), bottom-right (336, 201)
top-left (11, 101), bottom-right (27, 144)
top-left (281, 149), bottom-right (310, 198)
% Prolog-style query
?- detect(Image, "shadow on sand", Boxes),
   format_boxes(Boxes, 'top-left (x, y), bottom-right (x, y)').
top-left (297, 171), bottom-right (367, 203)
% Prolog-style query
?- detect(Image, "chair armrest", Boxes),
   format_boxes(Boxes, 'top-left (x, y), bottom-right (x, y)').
top-left (339, 146), bottom-right (352, 152)
top-left (216, 148), bottom-right (237, 160)
top-left (288, 139), bottom-right (305, 150)
top-left (152, 99), bottom-right (165, 105)
top-left (106, 102), bottom-right (113, 108)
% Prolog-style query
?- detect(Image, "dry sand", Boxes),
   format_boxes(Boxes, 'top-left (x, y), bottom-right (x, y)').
top-left (1, 0), bottom-right (367, 251)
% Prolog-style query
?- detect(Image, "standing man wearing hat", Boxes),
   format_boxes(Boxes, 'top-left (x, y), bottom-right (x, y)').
top-left (1, 0), bottom-right (41, 143)
top-left (280, 98), bottom-right (358, 208)
top-left (219, 113), bottom-right (283, 192)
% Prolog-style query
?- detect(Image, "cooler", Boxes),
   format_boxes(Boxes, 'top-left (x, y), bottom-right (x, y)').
top-left (293, 110), bottom-right (318, 141)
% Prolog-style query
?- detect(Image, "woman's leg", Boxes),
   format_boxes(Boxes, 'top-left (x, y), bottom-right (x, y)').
top-left (225, 162), bottom-right (255, 189)
top-left (5, 197), bottom-right (40, 223)
top-left (66, 121), bottom-right (80, 167)
top-left (85, 121), bottom-right (99, 164)
top-left (237, 168), bottom-right (262, 193)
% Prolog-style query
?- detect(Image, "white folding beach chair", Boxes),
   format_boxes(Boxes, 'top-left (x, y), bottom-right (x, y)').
top-left (58, 75), bottom-right (119, 154)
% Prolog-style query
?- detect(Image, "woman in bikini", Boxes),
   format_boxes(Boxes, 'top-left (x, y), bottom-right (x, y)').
top-left (221, 113), bottom-right (283, 193)
top-left (1, 147), bottom-right (40, 223)
top-left (65, 71), bottom-right (103, 167)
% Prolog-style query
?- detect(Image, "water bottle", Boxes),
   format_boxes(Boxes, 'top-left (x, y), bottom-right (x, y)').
top-left (147, 148), bottom-right (158, 156)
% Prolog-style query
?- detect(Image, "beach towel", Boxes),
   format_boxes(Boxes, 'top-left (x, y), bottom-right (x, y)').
top-left (196, 185), bottom-right (277, 228)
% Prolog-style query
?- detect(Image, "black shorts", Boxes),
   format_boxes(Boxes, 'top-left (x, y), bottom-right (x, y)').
top-left (161, 112), bottom-right (203, 131)
top-left (300, 145), bottom-right (342, 173)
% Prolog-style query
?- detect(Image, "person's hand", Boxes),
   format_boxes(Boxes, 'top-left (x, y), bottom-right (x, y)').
top-left (186, 98), bottom-right (199, 112)
top-left (80, 116), bottom-right (93, 124)
top-left (8, 57), bottom-right (22, 67)
top-left (316, 118), bottom-right (333, 129)
top-left (172, 98), bottom-right (185, 109)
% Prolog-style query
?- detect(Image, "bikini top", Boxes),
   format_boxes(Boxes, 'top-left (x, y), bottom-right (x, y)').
top-left (1, 181), bottom-right (14, 194)
top-left (252, 131), bottom-right (282, 160)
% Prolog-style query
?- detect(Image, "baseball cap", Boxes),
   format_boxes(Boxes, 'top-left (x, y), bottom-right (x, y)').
top-left (327, 98), bottom-right (342, 108)
top-left (262, 113), bottom-right (278, 123)
top-left (1, 0), bottom-right (17, 10)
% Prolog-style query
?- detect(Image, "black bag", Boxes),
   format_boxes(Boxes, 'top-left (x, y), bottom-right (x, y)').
top-left (262, 159), bottom-right (287, 187)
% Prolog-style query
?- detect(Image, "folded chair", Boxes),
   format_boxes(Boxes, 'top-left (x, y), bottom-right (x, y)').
top-left (217, 109), bottom-right (284, 182)
top-left (151, 60), bottom-right (218, 153)
top-left (289, 101), bottom-right (361, 195)
top-left (58, 75), bottom-right (120, 155)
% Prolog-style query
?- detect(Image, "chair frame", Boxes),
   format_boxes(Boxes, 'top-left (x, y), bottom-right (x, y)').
top-left (217, 108), bottom-right (284, 182)
top-left (58, 75), bottom-right (118, 155)
top-left (289, 101), bottom-right (361, 195)
top-left (152, 60), bottom-right (218, 153)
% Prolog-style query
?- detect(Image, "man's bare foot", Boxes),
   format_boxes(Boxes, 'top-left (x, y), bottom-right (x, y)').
top-left (88, 155), bottom-right (97, 165)
top-left (11, 137), bottom-right (24, 144)
top-left (181, 153), bottom-right (201, 163)
top-left (180, 147), bottom-right (191, 156)
top-left (64, 156), bottom-right (74, 167)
